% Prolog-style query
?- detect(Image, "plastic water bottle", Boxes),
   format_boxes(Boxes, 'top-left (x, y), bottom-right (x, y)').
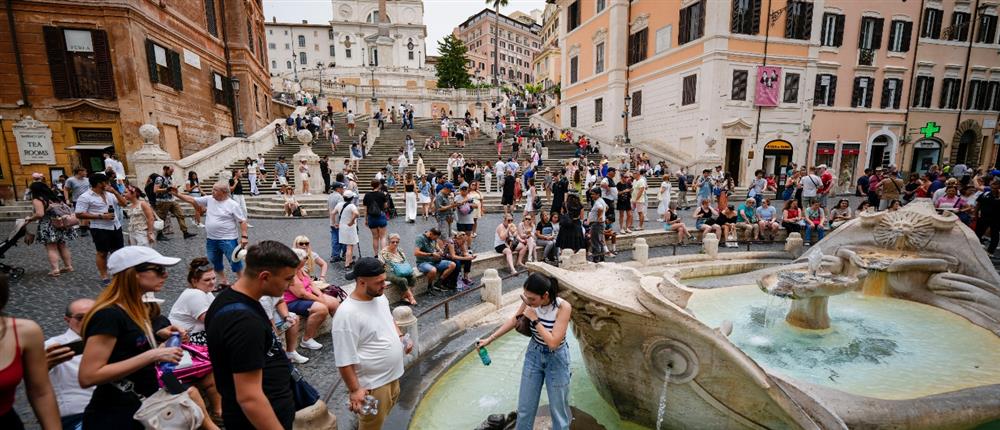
top-left (478, 346), bottom-right (492, 366)
top-left (361, 395), bottom-right (379, 416)
top-left (159, 332), bottom-right (182, 373)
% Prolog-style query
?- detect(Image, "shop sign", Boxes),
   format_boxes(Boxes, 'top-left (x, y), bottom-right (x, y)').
top-left (817, 148), bottom-right (835, 155)
top-left (914, 139), bottom-right (941, 149)
top-left (985, 119), bottom-right (996, 129)
top-left (12, 117), bottom-right (55, 165)
top-left (919, 121), bottom-right (941, 139)
top-left (841, 149), bottom-right (860, 155)
top-left (764, 140), bottom-right (792, 151)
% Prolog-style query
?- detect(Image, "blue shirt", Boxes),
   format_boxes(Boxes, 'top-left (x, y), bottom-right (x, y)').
top-left (755, 205), bottom-right (777, 221)
top-left (275, 162), bottom-right (288, 177)
top-left (697, 177), bottom-right (713, 197)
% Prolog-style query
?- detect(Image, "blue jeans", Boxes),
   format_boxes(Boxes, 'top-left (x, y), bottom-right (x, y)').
top-left (805, 223), bottom-right (825, 242)
top-left (330, 226), bottom-right (344, 259)
top-left (517, 341), bottom-right (571, 430)
top-left (61, 413), bottom-right (83, 430)
top-left (417, 260), bottom-right (454, 275)
top-left (206, 238), bottom-right (244, 273)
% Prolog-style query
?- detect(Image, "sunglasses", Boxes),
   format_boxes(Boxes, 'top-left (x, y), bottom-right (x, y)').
top-left (296, 242), bottom-right (310, 246)
top-left (135, 263), bottom-right (167, 276)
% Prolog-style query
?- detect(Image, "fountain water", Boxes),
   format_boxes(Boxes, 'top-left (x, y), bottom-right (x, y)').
top-left (654, 369), bottom-right (671, 430)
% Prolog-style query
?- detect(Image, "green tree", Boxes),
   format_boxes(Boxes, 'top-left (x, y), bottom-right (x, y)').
top-left (435, 35), bottom-right (472, 89)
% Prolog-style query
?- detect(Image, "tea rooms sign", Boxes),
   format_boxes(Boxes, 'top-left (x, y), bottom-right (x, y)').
top-left (13, 117), bottom-right (55, 165)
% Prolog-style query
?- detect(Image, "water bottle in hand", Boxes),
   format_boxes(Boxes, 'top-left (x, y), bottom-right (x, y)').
top-left (158, 332), bottom-right (182, 373)
top-left (478, 345), bottom-right (492, 366)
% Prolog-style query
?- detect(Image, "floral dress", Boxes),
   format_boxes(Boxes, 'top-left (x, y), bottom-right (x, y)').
top-left (36, 199), bottom-right (76, 245)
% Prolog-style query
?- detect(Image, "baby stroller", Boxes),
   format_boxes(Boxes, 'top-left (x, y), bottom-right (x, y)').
top-left (0, 219), bottom-right (29, 279)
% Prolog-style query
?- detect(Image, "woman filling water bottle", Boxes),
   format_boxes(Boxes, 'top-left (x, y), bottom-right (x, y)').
top-left (477, 273), bottom-right (573, 429)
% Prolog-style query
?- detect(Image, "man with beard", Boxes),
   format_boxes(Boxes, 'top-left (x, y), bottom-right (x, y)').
top-left (332, 257), bottom-right (413, 430)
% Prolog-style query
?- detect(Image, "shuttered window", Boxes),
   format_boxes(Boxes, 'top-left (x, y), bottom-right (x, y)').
top-left (731, 0), bottom-right (761, 35)
top-left (988, 81), bottom-right (1000, 111)
top-left (682, 75), bottom-right (697, 105)
top-left (570, 56), bottom-right (578, 83)
top-left (567, 1), bottom-right (581, 31)
top-left (921, 9), bottom-right (943, 39)
top-left (814, 74), bottom-right (837, 106)
top-left (570, 106), bottom-right (577, 127)
top-left (627, 29), bottom-right (648, 66)
top-left (204, 0), bottom-right (218, 37)
top-left (851, 77), bottom-right (874, 108)
top-left (912, 76), bottom-right (934, 108)
top-left (679, 1), bottom-right (705, 45)
top-left (631, 90), bottom-right (642, 117)
top-left (595, 98), bottom-right (603, 123)
top-left (145, 39), bottom-right (183, 91)
top-left (880, 78), bottom-right (902, 109)
top-left (784, 1), bottom-right (813, 40)
top-left (940, 78), bottom-right (961, 109)
top-left (731, 70), bottom-right (748, 100)
top-left (887, 20), bottom-right (912, 52)
top-left (858, 17), bottom-right (884, 50)
top-left (43, 27), bottom-right (115, 99)
top-left (821, 13), bottom-right (845, 47)
top-left (783, 73), bottom-right (800, 103)
top-left (977, 14), bottom-right (998, 44)
top-left (948, 11), bottom-right (971, 41)
top-left (966, 80), bottom-right (989, 110)
top-left (211, 72), bottom-right (229, 106)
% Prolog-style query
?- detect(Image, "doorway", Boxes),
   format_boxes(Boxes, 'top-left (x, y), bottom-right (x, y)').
top-left (162, 125), bottom-right (181, 159)
top-left (868, 135), bottom-right (890, 169)
top-left (724, 139), bottom-right (742, 186)
top-left (956, 130), bottom-right (975, 165)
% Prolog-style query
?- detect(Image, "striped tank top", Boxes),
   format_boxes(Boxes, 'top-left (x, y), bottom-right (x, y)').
top-left (530, 297), bottom-right (565, 347)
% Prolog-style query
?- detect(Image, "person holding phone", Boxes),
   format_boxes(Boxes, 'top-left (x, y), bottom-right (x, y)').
top-left (45, 298), bottom-right (96, 430)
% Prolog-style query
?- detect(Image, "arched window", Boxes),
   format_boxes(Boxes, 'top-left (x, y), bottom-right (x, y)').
top-left (286, 61), bottom-right (292, 69)
top-left (407, 38), bottom-right (415, 60)
top-left (366, 11), bottom-right (389, 23)
top-left (297, 35), bottom-right (305, 47)
top-left (271, 60), bottom-right (277, 68)
top-left (299, 51), bottom-right (307, 65)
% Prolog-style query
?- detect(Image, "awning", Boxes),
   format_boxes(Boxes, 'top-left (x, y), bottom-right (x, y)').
top-left (66, 144), bottom-right (112, 150)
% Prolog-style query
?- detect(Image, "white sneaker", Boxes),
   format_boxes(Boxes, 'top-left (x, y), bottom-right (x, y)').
top-left (197, 223), bottom-right (205, 228)
top-left (300, 338), bottom-right (323, 350)
top-left (287, 351), bottom-right (309, 364)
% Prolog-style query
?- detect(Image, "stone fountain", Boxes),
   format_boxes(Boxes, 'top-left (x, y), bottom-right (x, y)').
top-left (528, 199), bottom-right (1000, 429)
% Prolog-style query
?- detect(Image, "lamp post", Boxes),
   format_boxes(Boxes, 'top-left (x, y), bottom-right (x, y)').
top-left (475, 70), bottom-right (484, 122)
top-left (368, 62), bottom-right (377, 104)
top-left (316, 62), bottom-right (325, 97)
top-left (231, 76), bottom-right (245, 137)
top-left (623, 94), bottom-right (631, 145)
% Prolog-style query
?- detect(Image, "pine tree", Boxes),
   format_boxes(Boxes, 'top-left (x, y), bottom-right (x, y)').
top-left (435, 35), bottom-right (472, 89)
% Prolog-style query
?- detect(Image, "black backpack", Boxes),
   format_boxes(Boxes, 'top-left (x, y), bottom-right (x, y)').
top-left (366, 193), bottom-right (384, 218)
top-left (145, 173), bottom-right (161, 206)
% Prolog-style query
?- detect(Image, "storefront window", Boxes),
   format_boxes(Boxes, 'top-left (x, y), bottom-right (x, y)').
top-left (815, 142), bottom-right (835, 168)
top-left (840, 143), bottom-right (860, 194)
top-left (911, 139), bottom-right (941, 173)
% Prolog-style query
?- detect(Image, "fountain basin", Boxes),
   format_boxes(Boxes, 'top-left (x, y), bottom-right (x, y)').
top-left (757, 269), bottom-right (864, 330)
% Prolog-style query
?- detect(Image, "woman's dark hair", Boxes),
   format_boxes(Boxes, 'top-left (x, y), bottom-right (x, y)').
top-left (837, 199), bottom-right (849, 208)
top-left (187, 257), bottom-right (212, 284)
top-left (857, 201), bottom-right (870, 210)
top-left (29, 181), bottom-right (57, 202)
top-left (188, 171), bottom-right (199, 181)
top-left (524, 272), bottom-right (559, 303)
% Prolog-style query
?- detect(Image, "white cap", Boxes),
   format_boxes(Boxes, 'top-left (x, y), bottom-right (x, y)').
top-left (344, 190), bottom-right (356, 199)
top-left (107, 246), bottom-right (180, 276)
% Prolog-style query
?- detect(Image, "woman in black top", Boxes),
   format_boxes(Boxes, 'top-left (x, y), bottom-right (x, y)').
top-left (363, 180), bottom-right (389, 254)
top-left (79, 247), bottom-right (218, 429)
top-left (616, 176), bottom-right (633, 234)
top-left (556, 194), bottom-right (586, 252)
top-left (502, 173), bottom-right (516, 211)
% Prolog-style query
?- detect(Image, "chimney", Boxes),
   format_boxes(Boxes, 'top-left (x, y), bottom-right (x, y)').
top-left (302, 20), bottom-right (308, 24)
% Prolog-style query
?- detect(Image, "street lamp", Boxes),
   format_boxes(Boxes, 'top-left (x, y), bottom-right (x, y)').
top-left (316, 62), bottom-right (325, 97)
top-left (623, 94), bottom-right (631, 145)
top-left (231, 76), bottom-right (245, 137)
top-left (368, 62), bottom-right (377, 103)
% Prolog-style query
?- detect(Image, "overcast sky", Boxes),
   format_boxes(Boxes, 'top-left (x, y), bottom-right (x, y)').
top-left (263, 0), bottom-right (548, 55)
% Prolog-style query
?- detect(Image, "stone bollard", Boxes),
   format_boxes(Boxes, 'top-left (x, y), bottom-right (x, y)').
top-left (392, 306), bottom-right (418, 355)
top-left (293, 399), bottom-right (337, 429)
top-left (480, 269), bottom-right (502, 308)
top-left (785, 232), bottom-right (804, 257)
top-left (703, 233), bottom-right (719, 259)
top-left (633, 238), bottom-right (649, 264)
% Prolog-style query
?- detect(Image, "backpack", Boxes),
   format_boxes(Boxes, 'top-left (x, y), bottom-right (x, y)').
top-left (366, 194), bottom-right (384, 218)
top-left (145, 174), bottom-right (162, 206)
top-left (47, 201), bottom-right (79, 230)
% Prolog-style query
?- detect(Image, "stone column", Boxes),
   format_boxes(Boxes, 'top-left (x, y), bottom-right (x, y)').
top-left (392, 306), bottom-right (418, 354)
top-left (481, 269), bottom-right (502, 308)
top-left (292, 130), bottom-right (323, 194)
top-left (130, 124), bottom-right (177, 186)
top-left (633, 237), bottom-right (649, 264)
top-left (703, 233), bottom-right (719, 259)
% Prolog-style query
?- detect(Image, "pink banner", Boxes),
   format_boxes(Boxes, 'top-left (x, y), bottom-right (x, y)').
top-left (755, 66), bottom-right (782, 107)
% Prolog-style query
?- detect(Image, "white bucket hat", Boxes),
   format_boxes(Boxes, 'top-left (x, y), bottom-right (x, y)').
top-left (231, 243), bottom-right (249, 263)
top-left (107, 246), bottom-right (180, 276)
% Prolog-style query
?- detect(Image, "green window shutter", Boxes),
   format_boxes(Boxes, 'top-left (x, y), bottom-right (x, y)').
top-left (168, 49), bottom-right (183, 91)
top-left (145, 39), bottom-right (159, 83)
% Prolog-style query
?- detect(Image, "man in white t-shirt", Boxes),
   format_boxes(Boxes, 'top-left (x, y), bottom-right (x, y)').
top-left (631, 170), bottom-right (648, 230)
top-left (799, 167), bottom-right (823, 206)
top-left (174, 182), bottom-right (249, 285)
top-left (332, 258), bottom-right (412, 430)
top-left (44, 298), bottom-right (96, 430)
top-left (74, 173), bottom-right (126, 284)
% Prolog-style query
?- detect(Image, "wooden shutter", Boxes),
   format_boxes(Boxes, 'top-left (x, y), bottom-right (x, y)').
top-left (864, 78), bottom-right (875, 107)
top-left (632, 91), bottom-right (642, 116)
top-left (828, 75), bottom-right (837, 105)
top-left (833, 15), bottom-right (845, 46)
top-left (783, 73), bottom-right (799, 103)
top-left (732, 70), bottom-right (748, 100)
top-left (872, 18), bottom-right (884, 49)
top-left (893, 79), bottom-right (903, 108)
top-left (730, 0), bottom-right (740, 33)
top-left (751, 0), bottom-right (761, 34)
top-left (802, 2), bottom-right (814, 39)
top-left (679, 5), bottom-right (690, 44)
top-left (939, 79), bottom-right (949, 109)
top-left (91, 30), bottom-right (115, 100)
top-left (923, 77), bottom-right (934, 108)
top-left (858, 18), bottom-right (868, 49)
top-left (168, 49), bottom-right (183, 91)
top-left (901, 21), bottom-right (913, 51)
top-left (698, 1), bottom-right (706, 39)
top-left (932, 10), bottom-right (943, 39)
top-left (785, 3), bottom-right (795, 37)
top-left (851, 77), bottom-right (862, 107)
top-left (814, 74), bottom-right (824, 105)
top-left (205, 0), bottom-right (218, 36)
top-left (880, 79), bottom-right (890, 108)
top-left (145, 39), bottom-right (159, 83)
top-left (43, 27), bottom-right (72, 99)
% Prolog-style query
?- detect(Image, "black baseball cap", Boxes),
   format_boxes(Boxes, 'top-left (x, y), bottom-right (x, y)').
top-left (344, 257), bottom-right (385, 280)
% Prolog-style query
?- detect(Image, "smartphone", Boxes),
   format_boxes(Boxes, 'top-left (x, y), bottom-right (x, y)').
top-left (64, 340), bottom-right (85, 355)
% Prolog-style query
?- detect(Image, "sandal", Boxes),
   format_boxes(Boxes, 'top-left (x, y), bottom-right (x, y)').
top-left (47, 270), bottom-right (61, 277)
top-left (59, 266), bottom-right (75, 273)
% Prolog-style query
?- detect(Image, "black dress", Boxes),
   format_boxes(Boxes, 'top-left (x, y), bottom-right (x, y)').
top-left (556, 208), bottom-right (586, 252)
top-left (502, 175), bottom-right (516, 205)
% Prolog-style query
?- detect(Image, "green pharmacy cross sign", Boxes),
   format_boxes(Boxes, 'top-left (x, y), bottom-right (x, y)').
top-left (920, 121), bottom-right (941, 139)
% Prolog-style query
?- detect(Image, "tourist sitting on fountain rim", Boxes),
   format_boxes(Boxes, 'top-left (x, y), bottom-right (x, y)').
top-left (694, 199), bottom-right (722, 240)
top-left (803, 200), bottom-right (827, 245)
top-left (781, 200), bottom-right (803, 234)
top-left (829, 199), bottom-right (854, 229)
top-left (755, 198), bottom-right (780, 241)
top-left (478, 273), bottom-right (573, 430)
top-left (736, 198), bottom-right (761, 241)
